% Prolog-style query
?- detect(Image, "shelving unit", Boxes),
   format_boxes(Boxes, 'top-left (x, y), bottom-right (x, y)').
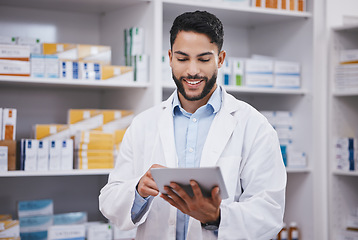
top-left (0, 0), bottom-right (327, 238)
top-left (0, 0), bottom-right (157, 222)
top-left (328, 24), bottom-right (358, 240)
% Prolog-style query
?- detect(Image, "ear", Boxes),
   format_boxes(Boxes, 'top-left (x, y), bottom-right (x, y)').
top-left (217, 50), bottom-right (226, 69)
top-left (168, 49), bottom-right (173, 68)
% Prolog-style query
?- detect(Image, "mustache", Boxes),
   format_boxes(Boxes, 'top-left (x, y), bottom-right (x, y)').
top-left (180, 74), bottom-right (207, 80)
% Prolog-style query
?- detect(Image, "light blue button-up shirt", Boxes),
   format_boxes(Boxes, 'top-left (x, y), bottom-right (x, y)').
top-left (131, 86), bottom-right (222, 240)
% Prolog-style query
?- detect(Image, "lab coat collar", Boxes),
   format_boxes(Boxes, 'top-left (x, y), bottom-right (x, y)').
top-left (158, 86), bottom-right (240, 168)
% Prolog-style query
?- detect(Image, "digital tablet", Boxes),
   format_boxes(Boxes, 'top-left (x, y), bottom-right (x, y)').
top-left (151, 166), bottom-right (229, 199)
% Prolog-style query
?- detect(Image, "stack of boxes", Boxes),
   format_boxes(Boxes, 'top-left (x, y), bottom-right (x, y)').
top-left (221, 57), bottom-right (301, 89)
top-left (75, 131), bottom-right (115, 169)
top-left (0, 35), bottom-right (135, 82)
top-left (17, 199), bottom-right (89, 240)
top-left (253, 0), bottom-right (306, 11)
top-left (335, 49), bottom-right (358, 91)
top-left (32, 109), bottom-right (134, 170)
top-left (336, 137), bottom-right (357, 171)
top-left (0, 108), bottom-right (17, 172)
top-left (0, 38), bottom-right (31, 77)
top-left (260, 110), bottom-right (307, 168)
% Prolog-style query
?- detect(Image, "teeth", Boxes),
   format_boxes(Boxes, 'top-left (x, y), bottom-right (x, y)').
top-left (185, 80), bottom-right (201, 85)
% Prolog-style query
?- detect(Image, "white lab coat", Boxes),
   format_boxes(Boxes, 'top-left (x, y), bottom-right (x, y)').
top-left (99, 88), bottom-right (286, 240)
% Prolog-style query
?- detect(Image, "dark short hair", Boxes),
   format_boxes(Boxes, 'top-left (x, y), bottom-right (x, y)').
top-left (170, 10), bottom-right (224, 52)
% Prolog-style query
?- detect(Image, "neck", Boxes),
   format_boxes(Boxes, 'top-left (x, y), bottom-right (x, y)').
top-left (179, 85), bottom-right (217, 114)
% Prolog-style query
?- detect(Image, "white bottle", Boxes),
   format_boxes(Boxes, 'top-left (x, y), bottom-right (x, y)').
top-left (279, 222), bottom-right (288, 240)
top-left (289, 222), bottom-right (299, 240)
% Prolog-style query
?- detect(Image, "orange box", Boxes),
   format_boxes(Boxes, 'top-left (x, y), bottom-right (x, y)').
top-left (2, 109), bottom-right (16, 141)
top-left (0, 140), bottom-right (16, 170)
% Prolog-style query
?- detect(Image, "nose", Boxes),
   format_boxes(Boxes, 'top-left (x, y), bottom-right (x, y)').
top-left (186, 60), bottom-right (200, 76)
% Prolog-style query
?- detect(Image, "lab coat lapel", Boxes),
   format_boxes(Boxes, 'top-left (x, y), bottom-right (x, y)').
top-left (158, 95), bottom-right (178, 168)
top-left (200, 90), bottom-right (238, 167)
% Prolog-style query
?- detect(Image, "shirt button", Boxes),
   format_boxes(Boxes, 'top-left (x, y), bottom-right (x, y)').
top-left (189, 148), bottom-right (194, 153)
top-left (192, 118), bottom-right (197, 122)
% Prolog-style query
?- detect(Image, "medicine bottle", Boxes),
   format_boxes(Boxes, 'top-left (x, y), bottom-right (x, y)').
top-left (278, 222), bottom-right (288, 240)
top-left (288, 222), bottom-right (299, 240)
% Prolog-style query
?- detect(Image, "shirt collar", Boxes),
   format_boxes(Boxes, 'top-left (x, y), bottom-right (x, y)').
top-left (172, 85), bottom-right (222, 116)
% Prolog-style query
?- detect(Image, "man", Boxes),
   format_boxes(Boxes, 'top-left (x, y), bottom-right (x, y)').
top-left (99, 10), bottom-right (286, 240)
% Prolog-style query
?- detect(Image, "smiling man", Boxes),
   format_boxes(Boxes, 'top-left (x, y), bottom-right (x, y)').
top-left (99, 11), bottom-right (286, 240)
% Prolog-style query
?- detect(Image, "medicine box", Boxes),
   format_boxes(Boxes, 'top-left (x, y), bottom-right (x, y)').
top-left (231, 58), bottom-right (245, 86)
top-left (19, 215), bottom-right (53, 240)
top-left (43, 43), bottom-right (111, 65)
top-left (132, 54), bottom-right (149, 82)
top-left (30, 54), bottom-right (45, 78)
top-left (49, 140), bottom-right (62, 171)
top-left (0, 36), bottom-right (16, 45)
top-left (17, 199), bottom-right (54, 218)
top-left (21, 139), bottom-right (38, 171)
top-left (53, 212), bottom-right (87, 226)
top-left (16, 37), bottom-right (41, 55)
top-left (87, 223), bottom-right (112, 240)
top-left (0, 220), bottom-right (20, 239)
top-left (340, 49), bottom-right (358, 64)
top-left (0, 146), bottom-right (8, 172)
top-left (0, 140), bottom-right (16, 170)
top-left (79, 62), bottom-right (101, 80)
top-left (274, 61), bottom-right (301, 88)
top-left (37, 140), bottom-right (49, 171)
top-left (60, 60), bottom-right (73, 79)
top-left (221, 58), bottom-right (232, 85)
top-left (45, 55), bottom-right (59, 78)
top-left (0, 59), bottom-right (30, 76)
top-left (101, 65), bottom-right (133, 81)
top-left (245, 59), bottom-right (274, 87)
top-left (48, 224), bottom-right (86, 240)
top-left (34, 124), bottom-right (69, 140)
top-left (0, 44), bottom-right (30, 61)
top-left (61, 139), bottom-right (73, 170)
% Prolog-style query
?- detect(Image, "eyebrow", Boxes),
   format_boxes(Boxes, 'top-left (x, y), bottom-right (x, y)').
top-left (174, 51), bottom-right (214, 57)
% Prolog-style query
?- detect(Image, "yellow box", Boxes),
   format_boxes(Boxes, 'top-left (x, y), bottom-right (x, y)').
top-left (34, 124), bottom-right (69, 139)
top-left (78, 162), bottom-right (114, 169)
top-left (42, 43), bottom-right (111, 65)
top-left (114, 129), bottom-right (126, 145)
top-left (68, 109), bottom-right (102, 125)
top-left (0, 214), bottom-right (12, 221)
top-left (0, 220), bottom-right (20, 239)
top-left (101, 65), bottom-right (133, 80)
top-left (76, 156), bottom-right (114, 169)
top-left (75, 131), bottom-right (114, 144)
top-left (76, 150), bottom-right (114, 158)
top-left (77, 142), bottom-right (114, 151)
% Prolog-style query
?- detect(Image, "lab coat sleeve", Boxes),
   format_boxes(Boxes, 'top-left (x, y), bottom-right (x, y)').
top-left (99, 119), bottom-right (153, 230)
top-left (218, 119), bottom-right (287, 240)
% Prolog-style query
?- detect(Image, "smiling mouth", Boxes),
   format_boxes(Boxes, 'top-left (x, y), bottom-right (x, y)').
top-left (184, 79), bottom-right (203, 85)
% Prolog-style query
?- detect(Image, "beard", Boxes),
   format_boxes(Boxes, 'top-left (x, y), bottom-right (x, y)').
top-left (172, 71), bottom-right (217, 101)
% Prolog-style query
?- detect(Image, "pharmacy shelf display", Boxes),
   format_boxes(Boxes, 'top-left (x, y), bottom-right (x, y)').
top-left (0, 0), bottom-right (325, 238)
top-left (328, 24), bottom-right (358, 240)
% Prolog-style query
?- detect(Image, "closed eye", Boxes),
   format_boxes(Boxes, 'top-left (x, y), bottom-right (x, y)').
top-left (177, 58), bottom-right (188, 62)
top-left (199, 59), bottom-right (210, 62)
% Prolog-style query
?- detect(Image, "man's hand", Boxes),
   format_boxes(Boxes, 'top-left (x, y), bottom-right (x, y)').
top-left (137, 164), bottom-right (166, 198)
top-left (160, 180), bottom-right (222, 224)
